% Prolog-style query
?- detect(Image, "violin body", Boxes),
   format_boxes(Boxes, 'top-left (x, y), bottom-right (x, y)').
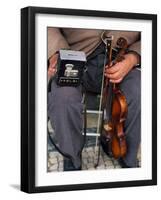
top-left (103, 87), bottom-right (128, 159)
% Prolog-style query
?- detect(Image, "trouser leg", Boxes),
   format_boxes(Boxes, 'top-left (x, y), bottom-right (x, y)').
top-left (47, 44), bottom-right (105, 169)
top-left (48, 80), bottom-right (84, 168)
top-left (119, 68), bottom-right (141, 167)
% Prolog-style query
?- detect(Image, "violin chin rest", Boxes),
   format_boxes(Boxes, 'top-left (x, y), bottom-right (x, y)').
top-left (104, 123), bottom-right (112, 131)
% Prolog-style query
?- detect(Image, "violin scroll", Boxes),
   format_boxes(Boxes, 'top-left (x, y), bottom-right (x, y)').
top-left (116, 37), bottom-right (128, 49)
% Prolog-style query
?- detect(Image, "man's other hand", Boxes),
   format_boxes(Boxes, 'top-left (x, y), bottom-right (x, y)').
top-left (48, 53), bottom-right (59, 80)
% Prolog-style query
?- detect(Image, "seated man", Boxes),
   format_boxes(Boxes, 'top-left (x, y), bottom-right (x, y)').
top-left (48, 28), bottom-right (141, 171)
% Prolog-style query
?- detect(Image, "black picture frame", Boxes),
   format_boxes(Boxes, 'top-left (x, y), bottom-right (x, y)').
top-left (21, 6), bottom-right (157, 193)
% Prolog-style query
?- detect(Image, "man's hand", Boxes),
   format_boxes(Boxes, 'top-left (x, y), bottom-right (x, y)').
top-left (104, 53), bottom-right (139, 83)
top-left (48, 53), bottom-right (59, 80)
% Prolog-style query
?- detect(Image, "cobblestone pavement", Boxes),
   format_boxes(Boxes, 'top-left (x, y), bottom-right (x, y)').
top-left (47, 113), bottom-right (141, 172)
top-left (48, 146), bottom-right (116, 172)
top-left (47, 135), bottom-right (141, 172)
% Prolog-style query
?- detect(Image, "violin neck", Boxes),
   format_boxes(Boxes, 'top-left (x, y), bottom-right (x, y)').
top-left (105, 36), bottom-right (113, 67)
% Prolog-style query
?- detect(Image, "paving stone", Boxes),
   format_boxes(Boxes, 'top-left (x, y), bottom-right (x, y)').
top-left (106, 165), bottom-right (115, 169)
top-left (48, 162), bottom-right (51, 168)
top-left (138, 161), bottom-right (141, 167)
top-left (93, 154), bottom-right (99, 160)
top-left (82, 158), bottom-right (88, 165)
top-left (93, 160), bottom-right (99, 167)
top-left (48, 120), bottom-right (54, 133)
top-left (82, 152), bottom-right (88, 158)
top-left (88, 157), bottom-right (94, 163)
top-left (82, 148), bottom-right (87, 153)
top-left (96, 165), bottom-right (105, 170)
top-left (58, 163), bottom-right (63, 171)
top-left (49, 164), bottom-right (58, 171)
top-left (105, 160), bottom-right (113, 167)
top-left (86, 147), bottom-right (94, 152)
top-left (87, 167), bottom-right (95, 170)
top-left (103, 155), bottom-right (112, 162)
top-left (114, 165), bottom-right (122, 169)
top-left (58, 161), bottom-right (63, 168)
top-left (96, 157), bottom-right (104, 165)
top-left (94, 146), bottom-right (99, 152)
top-left (49, 157), bottom-right (58, 165)
top-left (112, 159), bottom-right (119, 165)
top-left (82, 165), bottom-right (88, 170)
top-left (49, 152), bottom-right (59, 158)
top-left (87, 163), bottom-right (94, 169)
top-left (58, 156), bottom-right (63, 162)
top-left (87, 151), bottom-right (95, 157)
top-left (48, 145), bottom-right (54, 151)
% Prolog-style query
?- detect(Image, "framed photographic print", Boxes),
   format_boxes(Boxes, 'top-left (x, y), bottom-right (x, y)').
top-left (21, 6), bottom-right (157, 193)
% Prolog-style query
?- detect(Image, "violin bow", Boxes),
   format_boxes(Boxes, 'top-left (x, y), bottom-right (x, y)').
top-left (95, 35), bottom-right (113, 149)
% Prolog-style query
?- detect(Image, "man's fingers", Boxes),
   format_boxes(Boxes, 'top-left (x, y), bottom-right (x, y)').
top-left (50, 60), bottom-right (57, 69)
top-left (105, 63), bottom-right (120, 74)
top-left (109, 78), bottom-right (123, 83)
top-left (105, 70), bottom-right (123, 80)
top-left (48, 67), bottom-right (55, 74)
top-left (49, 53), bottom-right (59, 63)
top-left (48, 64), bottom-right (57, 79)
top-left (49, 53), bottom-right (58, 68)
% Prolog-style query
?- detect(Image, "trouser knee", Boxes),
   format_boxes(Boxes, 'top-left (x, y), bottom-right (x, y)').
top-left (120, 68), bottom-right (141, 112)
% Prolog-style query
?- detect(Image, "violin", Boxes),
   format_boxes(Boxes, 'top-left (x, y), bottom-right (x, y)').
top-left (101, 37), bottom-right (128, 159)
